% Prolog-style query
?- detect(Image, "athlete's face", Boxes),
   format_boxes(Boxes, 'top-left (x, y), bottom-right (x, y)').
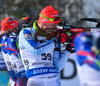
top-left (1, 28), bottom-right (16, 34)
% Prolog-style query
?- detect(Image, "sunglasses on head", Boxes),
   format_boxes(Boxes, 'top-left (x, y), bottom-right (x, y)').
top-left (39, 13), bottom-right (61, 22)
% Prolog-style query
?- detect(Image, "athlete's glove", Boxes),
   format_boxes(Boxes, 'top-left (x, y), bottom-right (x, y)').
top-left (56, 33), bottom-right (68, 43)
top-left (55, 29), bottom-right (75, 43)
top-left (66, 43), bottom-right (75, 52)
top-left (52, 31), bottom-right (68, 45)
top-left (64, 31), bottom-right (76, 43)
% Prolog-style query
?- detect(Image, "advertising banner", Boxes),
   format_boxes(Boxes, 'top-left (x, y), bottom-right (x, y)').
top-left (60, 53), bottom-right (80, 86)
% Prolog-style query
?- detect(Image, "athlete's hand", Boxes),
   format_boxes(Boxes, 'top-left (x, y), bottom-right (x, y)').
top-left (52, 31), bottom-right (68, 45)
top-left (55, 32), bottom-right (68, 44)
top-left (56, 30), bottom-right (76, 43)
top-left (66, 43), bottom-right (75, 52)
top-left (64, 31), bottom-right (76, 43)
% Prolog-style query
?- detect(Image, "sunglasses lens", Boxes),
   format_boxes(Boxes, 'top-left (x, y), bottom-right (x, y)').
top-left (54, 17), bottom-right (61, 22)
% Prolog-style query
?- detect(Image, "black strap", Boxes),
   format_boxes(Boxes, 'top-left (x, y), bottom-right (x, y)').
top-left (54, 47), bottom-right (61, 51)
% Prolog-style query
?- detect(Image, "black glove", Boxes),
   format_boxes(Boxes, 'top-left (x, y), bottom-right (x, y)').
top-left (52, 30), bottom-right (76, 46)
top-left (56, 30), bottom-right (76, 44)
top-left (66, 44), bottom-right (74, 52)
top-left (52, 33), bottom-right (68, 46)
top-left (55, 31), bottom-right (69, 44)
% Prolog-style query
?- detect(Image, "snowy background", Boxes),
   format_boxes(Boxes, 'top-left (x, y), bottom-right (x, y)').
top-left (0, 0), bottom-right (100, 86)
top-left (0, 0), bottom-right (100, 27)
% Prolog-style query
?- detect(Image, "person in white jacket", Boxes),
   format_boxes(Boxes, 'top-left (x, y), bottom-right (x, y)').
top-left (19, 5), bottom-right (75, 86)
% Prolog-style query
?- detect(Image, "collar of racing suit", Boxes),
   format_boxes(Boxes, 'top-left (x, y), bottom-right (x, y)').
top-left (33, 20), bottom-right (47, 36)
top-left (33, 20), bottom-right (39, 32)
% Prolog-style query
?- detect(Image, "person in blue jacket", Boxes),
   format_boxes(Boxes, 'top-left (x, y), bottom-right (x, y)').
top-left (1, 17), bottom-right (18, 86)
top-left (19, 5), bottom-right (75, 86)
top-left (1, 17), bottom-right (31, 86)
top-left (74, 32), bottom-right (100, 86)
top-left (7, 17), bottom-right (32, 86)
top-left (0, 30), bottom-right (10, 86)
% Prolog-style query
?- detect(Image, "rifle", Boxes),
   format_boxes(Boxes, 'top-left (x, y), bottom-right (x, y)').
top-left (44, 18), bottom-right (100, 53)
top-left (57, 18), bottom-right (100, 33)
top-left (44, 18), bottom-right (100, 42)
top-left (44, 18), bottom-right (100, 38)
